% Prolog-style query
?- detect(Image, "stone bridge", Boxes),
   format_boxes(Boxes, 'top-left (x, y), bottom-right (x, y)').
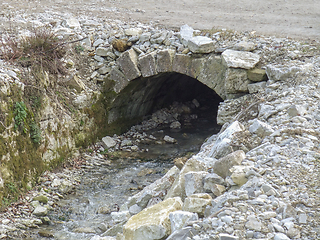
top-left (106, 47), bottom-right (267, 125)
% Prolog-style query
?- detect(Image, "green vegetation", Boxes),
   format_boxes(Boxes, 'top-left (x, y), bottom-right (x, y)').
top-left (14, 101), bottom-right (28, 133)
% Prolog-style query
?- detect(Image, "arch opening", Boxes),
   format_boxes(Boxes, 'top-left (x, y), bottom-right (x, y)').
top-left (108, 72), bottom-right (223, 134)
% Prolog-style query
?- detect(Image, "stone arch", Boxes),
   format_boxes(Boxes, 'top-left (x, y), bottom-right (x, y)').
top-left (106, 48), bottom-right (264, 126)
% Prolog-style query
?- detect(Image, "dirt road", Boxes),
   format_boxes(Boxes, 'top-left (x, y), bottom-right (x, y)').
top-left (2, 0), bottom-right (319, 39)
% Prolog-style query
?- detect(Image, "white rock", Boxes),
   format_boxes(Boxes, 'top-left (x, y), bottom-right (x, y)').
top-left (125, 28), bottom-right (143, 36)
top-left (266, 65), bottom-right (300, 81)
top-left (248, 81), bottom-right (266, 93)
top-left (96, 47), bottom-right (110, 57)
top-left (187, 36), bottom-right (215, 53)
top-left (184, 171), bottom-right (207, 197)
top-left (123, 197), bottom-right (183, 240)
top-left (274, 233), bottom-right (290, 240)
top-left (179, 24), bottom-right (194, 46)
top-left (111, 211), bottom-right (131, 223)
top-left (65, 18), bottom-right (81, 29)
top-left (249, 119), bottom-right (274, 137)
top-left (169, 210), bottom-right (198, 232)
top-left (287, 105), bottom-right (306, 117)
top-left (245, 215), bottom-right (262, 231)
top-left (33, 206), bottom-right (48, 216)
top-left (222, 49), bottom-right (260, 69)
top-left (182, 193), bottom-right (212, 217)
top-left (102, 136), bottom-right (117, 149)
top-left (164, 135), bottom-right (177, 144)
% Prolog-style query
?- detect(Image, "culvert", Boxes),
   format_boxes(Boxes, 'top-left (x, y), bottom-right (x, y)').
top-left (107, 72), bottom-right (223, 133)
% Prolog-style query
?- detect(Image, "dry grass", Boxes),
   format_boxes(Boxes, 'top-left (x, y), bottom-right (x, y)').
top-left (0, 27), bottom-right (67, 75)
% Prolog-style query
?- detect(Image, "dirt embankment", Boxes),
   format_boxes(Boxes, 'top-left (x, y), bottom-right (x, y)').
top-left (1, 0), bottom-right (319, 40)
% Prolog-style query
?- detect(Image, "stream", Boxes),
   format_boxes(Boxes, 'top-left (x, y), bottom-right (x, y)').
top-left (31, 104), bottom-right (221, 239)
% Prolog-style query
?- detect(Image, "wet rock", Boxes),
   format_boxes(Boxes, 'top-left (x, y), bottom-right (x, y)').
top-left (169, 210), bottom-right (198, 232)
top-left (222, 49), bottom-right (260, 69)
top-left (212, 150), bottom-right (246, 179)
top-left (182, 193), bottom-right (212, 217)
top-left (163, 135), bottom-right (177, 144)
top-left (170, 121), bottom-right (181, 129)
top-left (123, 197), bottom-right (183, 240)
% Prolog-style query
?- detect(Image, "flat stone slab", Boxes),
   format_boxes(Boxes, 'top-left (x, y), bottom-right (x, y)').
top-left (222, 49), bottom-right (260, 69)
top-left (187, 36), bottom-right (215, 53)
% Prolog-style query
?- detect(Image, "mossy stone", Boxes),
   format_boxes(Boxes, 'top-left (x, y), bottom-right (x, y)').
top-left (33, 195), bottom-right (48, 204)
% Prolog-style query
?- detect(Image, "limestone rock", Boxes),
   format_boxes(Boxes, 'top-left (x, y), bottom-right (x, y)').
top-left (248, 119), bottom-right (274, 137)
top-left (165, 157), bottom-right (207, 200)
top-left (126, 166), bottom-right (179, 210)
top-left (169, 210), bottom-right (198, 232)
top-left (211, 184), bottom-right (226, 197)
top-left (248, 81), bottom-right (266, 94)
top-left (219, 233), bottom-right (239, 240)
top-left (230, 166), bottom-right (248, 186)
top-left (265, 65), bottom-right (300, 81)
top-left (245, 215), bottom-right (262, 231)
top-left (247, 68), bottom-right (267, 82)
top-left (203, 173), bottom-right (225, 192)
top-left (287, 105), bottom-right (306, 117)
top-left (182, 193), bottom-right (212, 217)
top-left (206, 121), bottom-right (245, 159)
top-left (179, 24), bottom-right (195, 46)
top-left (125, 28), bottom-right (143, 36)
top-left (166, 227), bottom-right (198, 240)
top-left (33, 206), bottom-right (48, 216)
top-left (184, 171), bottom-right (207, 197)
top-left (64, 18), bottom-right (80, 28)
top-left (173, 54), bottom-right (192, 76)
top-left (163, 135), bottom-right (177, 144)
top-left (156, 49), bottom-right (176, 73)
top-left (233, 41), bottom-right (256, 51)
top-left (123, 197), bottom-right (183, 240)
top-left (187, 36), bottom-right (215, 53)
top-left (173, 157), bottom-right (188, 170)
top-left (222, 49), bottom-right (260, 69)
top-left (118, 48), bottom-right (141, 81)
top-left (96, 47), bottom-right (111, 57)
top-left (33, 195), bottom-right (48, 204)
top-left (108, 67), bottom-right (129, 93)
top-left (212, 150), bottom-right (246, 179)
top-left (111, 211), bottom-right (131, 223)
top-left (138, 52), bottom-right (157, 77)
top-left (102, 136), bottom-right (117, 149)
top-left (274, 233), bottom-right (290, 240)
top-left (224, 68), bottom-right (249, 95)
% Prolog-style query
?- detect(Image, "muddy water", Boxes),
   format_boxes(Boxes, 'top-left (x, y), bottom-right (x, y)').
top-left (32, 110), bottom-right (221, 239)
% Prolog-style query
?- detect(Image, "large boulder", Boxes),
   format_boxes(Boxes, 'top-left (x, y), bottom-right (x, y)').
top-left (184, 171), bottom-right (208, 197)
top-left (169, 210), bottom-right (198, 232)
top-left (165, 157), bottom-right (207, 201)
top-left (123, 197), bottom-right (183, 240)
top-left (182, 193), bottom-right (212, 217)
top-left (199, 121), bottom-right (245, 159)
top-left (212, 150), bottom-right (246, 179)
top-left (126, 166), bottom-right (179, 210)
top-left (222, 49), bottom-right (260, 69)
